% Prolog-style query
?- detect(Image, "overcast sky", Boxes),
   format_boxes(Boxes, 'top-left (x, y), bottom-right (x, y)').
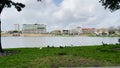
top-left (1, 0), bottom-right (120, 32)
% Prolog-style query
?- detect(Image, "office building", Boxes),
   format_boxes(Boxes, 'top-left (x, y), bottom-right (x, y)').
top-left (22, 24), bottom-right (46, 34)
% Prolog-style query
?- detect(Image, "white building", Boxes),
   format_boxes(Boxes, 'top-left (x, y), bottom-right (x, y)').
top-left (14, 24), bottom-right (20, 31)
top-left (95, 28), bottom-right (109, 36)
top-left (22, 24), bottom-right (46, 34)
top-left (70, 27), bottom-right (82, 35)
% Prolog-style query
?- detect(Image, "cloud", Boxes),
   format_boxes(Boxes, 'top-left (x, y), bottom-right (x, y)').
top-left (1, 0), bottom-right (120, 31)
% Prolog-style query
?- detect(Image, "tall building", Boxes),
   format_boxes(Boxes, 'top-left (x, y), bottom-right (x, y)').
top-left (14, 24), bottom-right (20, 31)
top-left (22, 24), bottom-right (46, 34)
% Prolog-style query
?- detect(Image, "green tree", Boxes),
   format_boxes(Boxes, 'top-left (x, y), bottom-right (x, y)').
top-left (0, 0), bottom-right (25, 53)
top-left (13, 30), bottom-right (19, 33)
top-left (0, 0), bottom-right (42, 53)
top-left (100, 0), bottom-right (120, 12)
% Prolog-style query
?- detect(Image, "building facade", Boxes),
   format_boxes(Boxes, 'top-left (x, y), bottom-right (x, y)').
top-left (82, 28), bottom-right (95, 34)
top-left (51, 30), bottom-right (61, 35)
top-left (95, 28), bottom-right (109, 36)
top-left (22, 24), bottom-right (46, 34)
top-left (14, 24), bottom-right (20, 31)
top-left (62, 30), bottom-right (70, 35)
top-left (70, 27), bottom-right (82, 35)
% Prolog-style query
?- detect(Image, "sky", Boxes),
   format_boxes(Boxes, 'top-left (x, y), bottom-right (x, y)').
top-left (1, 0), bottom-right (120, 32)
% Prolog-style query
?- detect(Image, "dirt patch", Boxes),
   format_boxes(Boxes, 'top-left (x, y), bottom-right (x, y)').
top-left (114, 48), bottom-right (120, 50)
top-left (29, 55), bottom-right (111, 68)
top-left (0, 50), bottom-right (19, 57)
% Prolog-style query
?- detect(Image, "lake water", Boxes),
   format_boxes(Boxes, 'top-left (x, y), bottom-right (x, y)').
top-left (1, 37), bottom-right (120, 48)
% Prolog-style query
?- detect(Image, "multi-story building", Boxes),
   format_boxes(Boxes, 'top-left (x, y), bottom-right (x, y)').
top-left (70, 27), bottom-right (82, 35)
top-left (95, 28), bottom-right (109, 36)
top-left (82, 28), bottom-right (95, 34)
top-left (22, 24), bottom-right (46, 34)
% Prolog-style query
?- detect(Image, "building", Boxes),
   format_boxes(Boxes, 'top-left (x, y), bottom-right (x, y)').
top-left (95, 28), bottom-right (109, 36)
top-left (22, 24), bottom-right (46, 34)
top-left (70, 27), bottom-right (82, 35)
top-left (51, 30), bottom-right (61, 35)
top-left (82, 28), bottom-right (95, 34)
top-left (14, 24), bottom-right (20, 31)
top-left (62, 30), bottom-right (70, 35)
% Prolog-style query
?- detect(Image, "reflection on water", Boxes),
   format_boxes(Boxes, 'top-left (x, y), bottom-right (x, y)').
top-left (1, 37), bottom-right (119, 48)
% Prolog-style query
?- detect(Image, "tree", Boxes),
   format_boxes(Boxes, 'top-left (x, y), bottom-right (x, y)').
top-left (108, 26), bottom-right (116, 35)
top-left (99, 0), bottom-right (120, 12)
top-left (0, 0), bottom-right (25, 53)
top-left (13, 30), bottom-right (19, 33)
top-left (0, 0), bottom-right (42, 53)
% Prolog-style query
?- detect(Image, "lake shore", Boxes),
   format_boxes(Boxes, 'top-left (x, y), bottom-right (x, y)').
top-left (0, 44), bottom-right (120, 68)
top-left (1, 34), bottom-right (52, 37)
top-left (1, 33), bottom-right (120, 37)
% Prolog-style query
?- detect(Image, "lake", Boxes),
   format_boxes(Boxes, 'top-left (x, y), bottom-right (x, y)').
top-left (1, 37), bottom-right (119, 48)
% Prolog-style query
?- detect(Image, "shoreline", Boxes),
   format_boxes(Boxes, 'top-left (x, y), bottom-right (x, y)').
top-left (1, 34), bottom-right (120, 37)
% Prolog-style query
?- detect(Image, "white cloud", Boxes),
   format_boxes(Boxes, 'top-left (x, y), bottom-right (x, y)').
top-left (1, 0), bottom-right (120, 31)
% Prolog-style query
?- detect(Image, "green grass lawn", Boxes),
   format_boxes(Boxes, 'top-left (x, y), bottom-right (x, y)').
top-left (0, 44), bottom-right (120, 68)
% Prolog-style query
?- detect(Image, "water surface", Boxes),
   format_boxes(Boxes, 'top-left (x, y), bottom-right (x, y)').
top-left (1, 37), bottom-right (119, 48)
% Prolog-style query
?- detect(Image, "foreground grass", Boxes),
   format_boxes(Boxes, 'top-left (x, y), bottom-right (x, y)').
top-left (0, 44), bottom-right (120, 68)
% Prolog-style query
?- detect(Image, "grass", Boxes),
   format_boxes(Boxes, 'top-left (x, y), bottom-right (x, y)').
top-left (0, 44), bottom-right (120, 68)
